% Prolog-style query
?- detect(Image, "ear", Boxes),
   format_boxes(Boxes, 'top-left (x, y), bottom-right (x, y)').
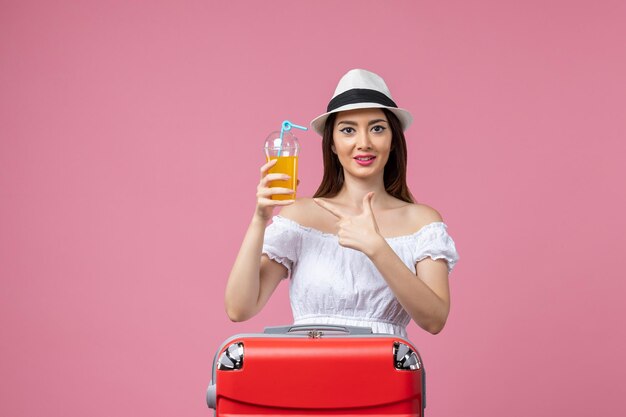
top-left (331, 144), bottom-right (337, 154)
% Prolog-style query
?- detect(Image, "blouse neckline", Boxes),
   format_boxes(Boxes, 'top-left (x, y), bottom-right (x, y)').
top-left (272, 215), bottom-right (446, 243)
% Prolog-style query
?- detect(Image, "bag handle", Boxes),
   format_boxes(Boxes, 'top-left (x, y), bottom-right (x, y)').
top-left (263, 324), bottom-right (373, 335)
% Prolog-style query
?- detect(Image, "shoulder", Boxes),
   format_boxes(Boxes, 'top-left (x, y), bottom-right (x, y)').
top-left (400, 203), bottom-right (444, 231)
top-left (277, 197), bottom-right (336, 233)
top-left (277, 197), bottom-right (320, 224)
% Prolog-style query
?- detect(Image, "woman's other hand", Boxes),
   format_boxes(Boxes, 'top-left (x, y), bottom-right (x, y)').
top-left (255, 159), bottom-right (295, 221)
top-left (314, 192), bottom-right (386, 257)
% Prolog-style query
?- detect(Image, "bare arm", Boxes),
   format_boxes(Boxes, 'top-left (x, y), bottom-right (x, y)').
top-left (224, 160), bottom-right (294, 322)
top-left (368, 243), bottom-right (450, 334)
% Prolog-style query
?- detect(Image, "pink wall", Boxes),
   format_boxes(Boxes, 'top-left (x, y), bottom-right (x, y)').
top-left (1, 0), bottom-right (625, 416)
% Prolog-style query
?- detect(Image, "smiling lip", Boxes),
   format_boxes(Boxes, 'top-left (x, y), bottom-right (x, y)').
top-left (354, 154), bottom-right (376, 166)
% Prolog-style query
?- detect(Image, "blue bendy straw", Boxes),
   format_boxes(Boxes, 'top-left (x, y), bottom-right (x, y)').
top-left (278, 120), bottom-right (308, 156)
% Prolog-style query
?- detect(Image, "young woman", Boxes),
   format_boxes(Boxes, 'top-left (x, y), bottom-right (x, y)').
top-left (225, 69), bottom-right (459, 337)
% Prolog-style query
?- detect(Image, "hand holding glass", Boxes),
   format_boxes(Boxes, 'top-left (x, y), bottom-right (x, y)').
top-left (263, 121), bottom-right (306, 200)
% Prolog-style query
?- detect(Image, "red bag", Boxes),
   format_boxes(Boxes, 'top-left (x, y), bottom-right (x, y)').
top-left (207, 325), bottom-right (426, 416)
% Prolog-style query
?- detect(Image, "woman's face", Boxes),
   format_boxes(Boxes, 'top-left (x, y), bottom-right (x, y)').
top-left (332, 108), bottom-right (392, 180)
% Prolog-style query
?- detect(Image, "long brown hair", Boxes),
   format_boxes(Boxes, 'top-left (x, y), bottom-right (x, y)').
top-left (313, 108), bottom-right (415, 203)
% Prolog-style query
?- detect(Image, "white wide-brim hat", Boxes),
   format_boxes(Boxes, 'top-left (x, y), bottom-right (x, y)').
top-left (310, 69), bottom-right (413, 136)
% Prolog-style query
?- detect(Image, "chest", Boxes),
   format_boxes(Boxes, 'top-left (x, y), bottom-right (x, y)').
top-left (307, 210), bottom-right (416, 238)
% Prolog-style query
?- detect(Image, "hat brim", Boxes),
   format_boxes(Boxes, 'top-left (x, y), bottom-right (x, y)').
top-left (310, 102), bottom-right (413, 136)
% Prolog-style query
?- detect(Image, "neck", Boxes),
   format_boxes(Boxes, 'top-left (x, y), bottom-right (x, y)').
top-left (336, 171), bottom-right (388, 209)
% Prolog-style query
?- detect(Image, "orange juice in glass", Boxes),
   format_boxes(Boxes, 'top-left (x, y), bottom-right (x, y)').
top-left (264, 121), bottom-right (305, 200)
top-left (266, 155), bottom-right (298, 200)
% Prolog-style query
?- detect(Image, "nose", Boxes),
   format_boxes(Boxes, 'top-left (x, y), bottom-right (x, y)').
top-left (356, 131), bottom-right (373, 150)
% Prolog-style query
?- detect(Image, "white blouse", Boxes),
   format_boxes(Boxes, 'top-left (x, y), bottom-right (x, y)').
top-left (262, 216), bottom-right (459, 337)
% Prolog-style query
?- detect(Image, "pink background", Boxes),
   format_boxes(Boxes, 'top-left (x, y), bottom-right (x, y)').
top-left (1, 1), bottom-right (625, 416)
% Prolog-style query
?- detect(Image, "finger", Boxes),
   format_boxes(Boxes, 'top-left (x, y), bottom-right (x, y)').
top-left (258, 186), bottom-right (295, 198)
top-left (269, 187), bottom-right (297, 195)
top-left (258, 197), bottom-right (295, 207)
top-left (313, 198), bottom-right (343, 219)
top-left (261, 173), bottom-right (291, 186)
top-left (260, 159), bottom-right (278, 176)
top-left (274, 199), bottom-right (295, 205)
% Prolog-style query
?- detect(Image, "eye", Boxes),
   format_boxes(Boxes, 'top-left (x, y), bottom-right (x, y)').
top-left (371, 125), bottom-right (387, 133)
top-left (339, 127), bottom-right (355, 134)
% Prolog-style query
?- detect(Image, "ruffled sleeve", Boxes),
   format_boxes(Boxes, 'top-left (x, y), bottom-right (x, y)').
top-left (411, 222), bottom-right (460, 273)
top-left (262, 216), bottom-right (302, 278)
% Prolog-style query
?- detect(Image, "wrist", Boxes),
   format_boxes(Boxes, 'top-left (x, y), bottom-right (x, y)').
top-left (251, 211), bottom-right (271, 226)
top-left (365, 235), bottom-right (388, 259)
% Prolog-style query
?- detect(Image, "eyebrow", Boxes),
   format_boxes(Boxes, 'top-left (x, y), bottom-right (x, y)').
top-left (337, 119), bottom-right (388, 126)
